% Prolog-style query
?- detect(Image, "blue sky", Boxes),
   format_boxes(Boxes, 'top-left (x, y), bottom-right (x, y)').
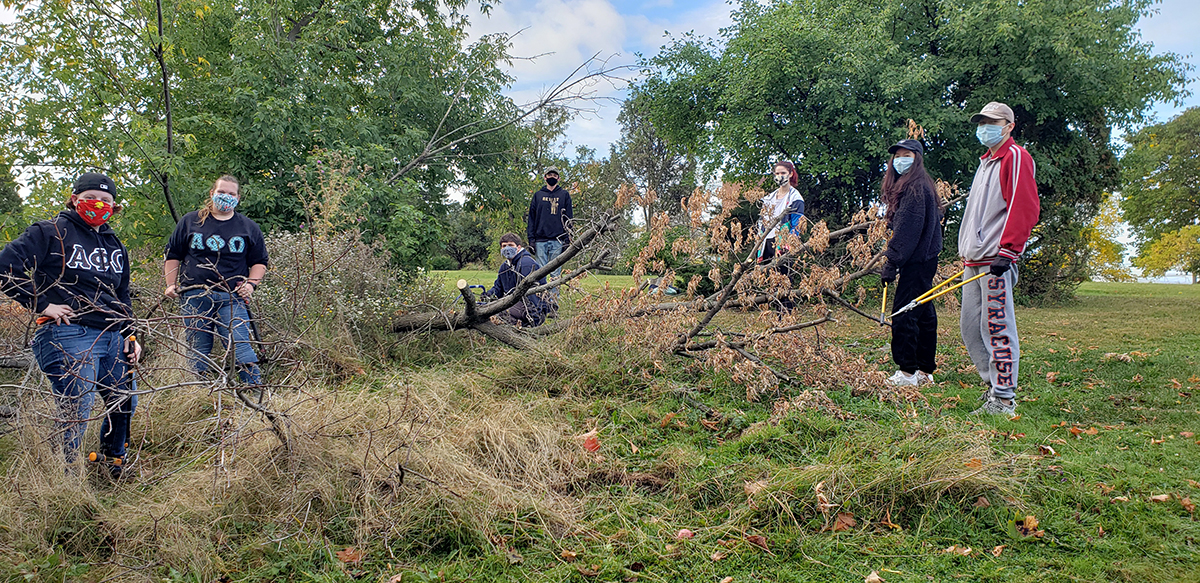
top-left (466, 0), bottom-right (1200, 154)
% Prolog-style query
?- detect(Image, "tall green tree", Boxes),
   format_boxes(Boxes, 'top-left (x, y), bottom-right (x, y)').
top-left (634, 0), bottom-right (1190, 301)
top-left (1133, 225), bottom-right (1200, 283)
top-left (1121, 106), bottom-right (1200, 257)
top-left (613, 92), bottom-right (697, 225)
top-left (0, 160), bottom-right (19, 216)
top-left (441, 201), bottom-right (490, 269)
top-left (0, 0), bottom-right (540, 267)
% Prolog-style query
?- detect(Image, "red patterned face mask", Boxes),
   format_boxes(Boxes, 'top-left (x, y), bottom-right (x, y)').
top-left (78, 199), bottom-right (114, 227)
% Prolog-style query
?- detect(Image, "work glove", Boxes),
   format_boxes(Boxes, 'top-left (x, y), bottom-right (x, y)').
top-left (989, 256), bottom-right (1012, 277)
top-left (880, 263), bottom-right (897, 284)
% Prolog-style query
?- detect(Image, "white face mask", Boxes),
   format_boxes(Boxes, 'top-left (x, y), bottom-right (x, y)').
top-left (774, 173), bottom-right (790, 187)
top-left (892, 156), bottom-right (915, 175)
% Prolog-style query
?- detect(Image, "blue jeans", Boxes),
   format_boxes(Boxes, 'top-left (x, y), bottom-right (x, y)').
top-left (181, 290), bottom-right (261, 385)
top-left (534, 239), bottom-right (563, 279)
top-left (32, 323), bottom-right (137, 462)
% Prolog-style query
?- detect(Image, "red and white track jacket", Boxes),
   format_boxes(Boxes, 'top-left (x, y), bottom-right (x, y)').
top-left (958, 137), bottom-right (1041, 266)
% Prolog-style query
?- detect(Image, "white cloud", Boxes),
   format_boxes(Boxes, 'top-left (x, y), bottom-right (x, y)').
top-left (466, 0), bottom-right (732, 154)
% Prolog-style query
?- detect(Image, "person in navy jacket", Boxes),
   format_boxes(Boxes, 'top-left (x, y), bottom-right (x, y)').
top-left (163, 175), bottom-right (268, 385)
top-left (0, 172), bottom-right (141, 471)
top-left (879, 139), bottom-right (943, 388)
top-left (483, 233), bottom-right (548, 327)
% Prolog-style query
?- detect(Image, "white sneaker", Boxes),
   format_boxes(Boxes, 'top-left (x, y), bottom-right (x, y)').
top-left (916, 372), bottom-right (935, 386)
top-left (886, 371), bottom-right (920, 387)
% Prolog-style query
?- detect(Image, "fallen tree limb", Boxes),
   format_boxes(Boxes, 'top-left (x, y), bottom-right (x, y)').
top-left (0, 352), bottom-right (32, 369)
top-left (390, 212), bottom-right (620, 348)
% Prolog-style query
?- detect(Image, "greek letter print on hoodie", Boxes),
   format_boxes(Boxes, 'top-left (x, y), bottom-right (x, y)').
top-left (0, 211), bottom-right (133, 334)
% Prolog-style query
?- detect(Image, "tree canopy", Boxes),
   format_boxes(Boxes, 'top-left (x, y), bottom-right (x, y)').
top-left (0, 0), bottom-right (533, 264)
top-left (633, 0), bottom-right (1190, 301)
top-left (1121, 106), bottom-right (1200, 251)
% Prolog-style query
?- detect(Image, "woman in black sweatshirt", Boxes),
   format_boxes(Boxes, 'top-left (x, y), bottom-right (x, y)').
top-left (879, 140), bottom-right (944, 387)
top-left (0, 173), bottom-right (141, 471)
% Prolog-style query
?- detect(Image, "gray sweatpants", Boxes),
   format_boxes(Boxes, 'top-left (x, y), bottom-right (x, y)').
top-left (960, 265), bottom-right (1020, 400)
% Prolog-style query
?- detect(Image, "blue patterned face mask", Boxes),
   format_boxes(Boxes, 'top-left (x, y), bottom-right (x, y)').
top-left (976, 124), bottom-right (1007, 147)
top-left (500, 246), bottom-right (520, 260)
top-left (892, 156), bottom-right (915, 175)
top-left (212, 192), bottom-right (239, 213)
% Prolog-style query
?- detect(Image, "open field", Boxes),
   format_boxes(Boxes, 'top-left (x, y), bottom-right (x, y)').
top-left (0, 282), bottom-right (1197, 582)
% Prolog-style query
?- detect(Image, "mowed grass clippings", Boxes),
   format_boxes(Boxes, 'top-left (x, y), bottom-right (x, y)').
top-left (0, 282), bottom-right (1197, 582)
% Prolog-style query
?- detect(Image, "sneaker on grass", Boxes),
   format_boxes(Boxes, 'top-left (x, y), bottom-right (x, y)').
top-left (971, 395), bottom-right (1016, 417)
top-left (885, 370), bottom-right (920, 387)
top-left (916, 372), bottom-right (935, 386)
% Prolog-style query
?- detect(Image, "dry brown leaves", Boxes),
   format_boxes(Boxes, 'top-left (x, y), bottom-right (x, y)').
top-left (769, 390), bottom-right (853, 423)
top-left (745, 534), bottom-right (769, 550)
top-left (1014, 515), bottom-right (1045, 538)
top-left (335, 547), bottom-right (365, 564)
top-left (832, 512), bottom-right (858, 532)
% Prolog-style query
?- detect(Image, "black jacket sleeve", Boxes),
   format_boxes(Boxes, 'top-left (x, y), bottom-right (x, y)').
top-left (884, 187), bottom-right (928, 269)
top-left (0, 223), bottom-right (52, 313)
top-left (118, 244), bottom-right (135, 337)
top-left (526, 195), bottom-right (539, 244)
top-left (246, 220), bottom-right (269, 267)
top-left (562, 191), bottom-right (574, 244)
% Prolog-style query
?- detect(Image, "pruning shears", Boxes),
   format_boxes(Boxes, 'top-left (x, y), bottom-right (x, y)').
top-left (889, 269), bottom-right (987, 319)
top-left (879, 283), bottom-right (888, 326)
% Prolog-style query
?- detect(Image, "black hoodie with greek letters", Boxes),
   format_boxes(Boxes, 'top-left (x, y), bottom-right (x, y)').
top-left (0, 210), bottom-right (133, 334)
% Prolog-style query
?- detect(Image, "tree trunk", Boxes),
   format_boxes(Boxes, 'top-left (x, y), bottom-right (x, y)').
top-left (155, 0), bottom-right (180, 222)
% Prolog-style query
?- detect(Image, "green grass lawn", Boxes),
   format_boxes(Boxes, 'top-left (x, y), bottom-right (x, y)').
top-left (3, 282), bottom-right (1197, 582)
top-left (399, 281), bottom-right (1200, 582)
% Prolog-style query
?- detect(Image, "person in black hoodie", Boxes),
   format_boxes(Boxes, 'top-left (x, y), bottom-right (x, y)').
top-left (879, 140), bottom-right (944, 387)
top-left (482, 233), bottom-right (548, 327)
top-left (0, 172), bottom-right (141, 471)
top-left (526, 167), bottom-right (573, 279)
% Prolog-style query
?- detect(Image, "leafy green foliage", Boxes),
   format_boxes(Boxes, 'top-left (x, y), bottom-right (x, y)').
top-left (612, 92), bottom-right (697, 224)
top-left (634, 0), bottom-right (1190, 302)
top-left (441, 201), bottom-right (490, 269)
top-left (1084, 192), bottom-right (1135, 282)
top-left (0, 160), bottom-right (18, 216)
top-left (1121, 106), bottom-right (1200, 253)
top-left (1133, 224), bottom-right (1200, 281)
top-left (0, 0), bottom-right (531, 266)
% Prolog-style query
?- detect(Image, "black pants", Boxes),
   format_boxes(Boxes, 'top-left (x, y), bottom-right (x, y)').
top-left (759, 239), bottom-right (796, 311)
top-left (891, 257), bottom-right (938, 375)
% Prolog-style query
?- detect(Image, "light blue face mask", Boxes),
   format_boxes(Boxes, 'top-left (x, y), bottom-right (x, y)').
top-left (212, 192), bottom-right (239, 213)
top-left (892, 156), bottom-right (915, 175)
top-left (976, 124), bottom-right (1007, 148)
top-left (500, 246), bottom-right (520, 260)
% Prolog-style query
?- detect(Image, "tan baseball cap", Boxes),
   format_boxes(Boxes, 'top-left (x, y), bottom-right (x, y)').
top-left (970, 102), bottom-right (1015, 124)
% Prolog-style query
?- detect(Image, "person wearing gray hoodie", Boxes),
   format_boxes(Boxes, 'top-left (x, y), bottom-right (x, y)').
top-left (959, 102), bottom-right (1041, 417)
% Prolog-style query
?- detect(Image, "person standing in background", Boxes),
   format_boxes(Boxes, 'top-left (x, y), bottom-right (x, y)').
top-left (526, 167), bottom-right (573, 280)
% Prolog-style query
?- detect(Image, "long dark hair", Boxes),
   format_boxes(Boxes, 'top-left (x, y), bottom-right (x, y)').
top-left (881, 150), bottom-right (935, 224)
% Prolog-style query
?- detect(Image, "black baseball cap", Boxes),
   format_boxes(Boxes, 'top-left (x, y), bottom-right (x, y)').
top-left (73, 172), bottom-right (117, 198)
top-left (888, 139), bottom-right (924, 155)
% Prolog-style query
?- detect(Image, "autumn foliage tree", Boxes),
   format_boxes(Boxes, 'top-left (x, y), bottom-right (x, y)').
top-left (1122, 106), bottom-right (1200, 282)
top-left (633, 0), bottom-right (1190, 302)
